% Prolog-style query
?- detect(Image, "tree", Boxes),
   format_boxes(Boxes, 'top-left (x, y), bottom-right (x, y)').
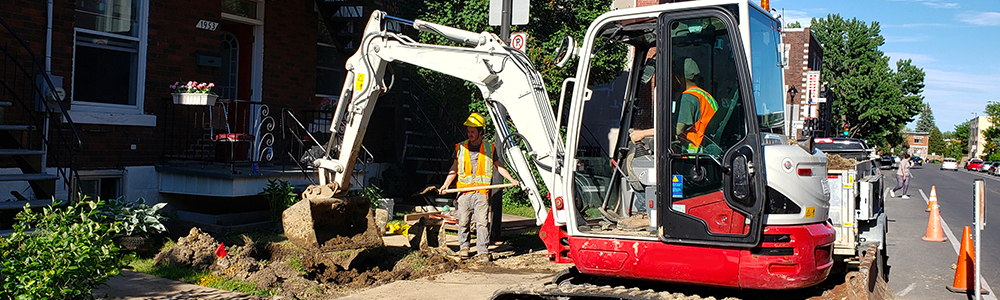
top-left (928, 126), bottom-right (945, 156)
top-left (949, 120), bottom-right (970, 158)
top-left (401, 0), bottom-right (622, 124)
top-left (982, 102), bottom-right (1000, 157)
top-left (810, 15), bottom-right (924, 148)
top-left (786, 21), bottom-right (802, 28)
top-left (915, 104), bottom-right (935, 133)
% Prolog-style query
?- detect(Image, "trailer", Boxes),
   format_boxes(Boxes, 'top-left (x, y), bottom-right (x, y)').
top-left (827, 158), bottom-right (887, 269)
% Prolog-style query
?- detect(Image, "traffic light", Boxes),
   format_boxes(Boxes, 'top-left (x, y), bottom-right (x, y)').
top-left (843, 123), bottom-right (849, 136)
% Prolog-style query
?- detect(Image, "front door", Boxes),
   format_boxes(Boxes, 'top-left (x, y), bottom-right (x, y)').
top-left (655, 8), bottom-right (766, 247)
top-left (218, 22), bottom-right (253, 101)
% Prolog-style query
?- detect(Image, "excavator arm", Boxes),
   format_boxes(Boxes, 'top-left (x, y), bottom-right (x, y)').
top-left (315, 11), bottom-right (566, 225)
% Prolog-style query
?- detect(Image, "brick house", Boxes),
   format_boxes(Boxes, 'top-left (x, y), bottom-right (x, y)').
top-left (905, 131), bottom-right (929, 158)
top-left (781, 27), bottom-right (827, 139)
top-left (0, 0), bottom-right (413, 228)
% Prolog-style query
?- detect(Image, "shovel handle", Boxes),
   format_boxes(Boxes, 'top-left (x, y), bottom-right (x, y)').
top-left (441, 183), bottom-right (518, 194)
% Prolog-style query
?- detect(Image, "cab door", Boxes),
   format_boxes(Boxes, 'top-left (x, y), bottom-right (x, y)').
top-left (655, 8), bottom-right (766, 247)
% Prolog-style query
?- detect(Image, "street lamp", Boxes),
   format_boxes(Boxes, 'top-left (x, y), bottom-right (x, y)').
top-left (788, 86), bottom-right (799, 137)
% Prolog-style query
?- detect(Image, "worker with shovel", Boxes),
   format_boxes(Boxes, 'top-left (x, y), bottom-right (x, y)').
top-left (438, 112), bottom-right (519, 262)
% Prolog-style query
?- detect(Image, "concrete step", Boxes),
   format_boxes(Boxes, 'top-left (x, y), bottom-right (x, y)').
top-left (0, 125), bottom-right (32, 131)
top-left (0, 149), bottom-right (45, 156)
top-left (0, 173), bottom-right (58, 182)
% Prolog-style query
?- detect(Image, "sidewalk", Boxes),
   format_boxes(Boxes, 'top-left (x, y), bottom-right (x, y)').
top-left (884, 184), bottom-right (997, 300)
top-left (92, 270), bottom-right (257, 300)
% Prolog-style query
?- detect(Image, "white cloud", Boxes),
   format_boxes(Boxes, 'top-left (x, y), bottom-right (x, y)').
top-left (885, 52), bottom-right (935, 66)
top-left (881, 23), bottom-right (949, 28)
top-left (958, 11), bottom-right (1000, 26)
top-left (922, 68), bottom-right (1000, 129)
top-left (778, 9), bottom-right (815, 27)
top-left (884, 35), bottom-right (929, 43)
top-left (888, 0), bottom-right (960, 9)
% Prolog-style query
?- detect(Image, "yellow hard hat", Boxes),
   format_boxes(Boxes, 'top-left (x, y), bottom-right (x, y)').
top-left (463, 113), bottom-right (486, 127)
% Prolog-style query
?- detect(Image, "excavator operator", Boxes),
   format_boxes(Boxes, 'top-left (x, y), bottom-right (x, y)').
top-left (439, 112), bottom-right (519, 262)
top-left (629, 57), bottom-right (716, 154)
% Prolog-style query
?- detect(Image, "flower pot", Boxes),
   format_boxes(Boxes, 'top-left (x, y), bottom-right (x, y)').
top-left (172, 93), bottom-right (218, 105)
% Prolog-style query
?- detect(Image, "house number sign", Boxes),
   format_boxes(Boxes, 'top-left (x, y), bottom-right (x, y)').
top-left (196, 20), bottom-right (219, 31)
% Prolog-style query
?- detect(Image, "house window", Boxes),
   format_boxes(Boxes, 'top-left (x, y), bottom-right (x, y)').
top-left (915, 137), bottom-right (923, 144)
top-left (316, 17), bottom-right (343, 98)
top-left (73, 0), bottom-right (147, 109)
top-left (76, 170), bottom-right (124, 201)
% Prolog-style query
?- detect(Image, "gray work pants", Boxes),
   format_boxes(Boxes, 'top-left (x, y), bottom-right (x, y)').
top-left (457, 192), bottom-right (490, 254)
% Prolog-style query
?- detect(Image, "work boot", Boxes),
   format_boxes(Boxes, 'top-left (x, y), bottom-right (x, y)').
top-left (475, 253), bottom-right (490, 263)
top-left (458, 249), bottom-right (469, 259)
top-left (617, 214), bottom-right (649, 231)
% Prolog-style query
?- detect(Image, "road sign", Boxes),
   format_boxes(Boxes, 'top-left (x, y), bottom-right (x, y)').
top-left (510, 32), bottom-right (528, 51)
top-left (489, 0), bottom-right (529, 26)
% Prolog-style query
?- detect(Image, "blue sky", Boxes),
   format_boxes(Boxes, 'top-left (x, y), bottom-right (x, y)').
top-left (772, 0), bottom-right (1000, 133)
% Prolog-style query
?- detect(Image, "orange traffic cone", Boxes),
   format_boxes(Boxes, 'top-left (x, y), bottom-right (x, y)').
top-left (926, 186), bottom-right (938, 212)
top-left (946, 226), bottom-right (990, 294)
top-left (921, 202), bottom-right (947, 242)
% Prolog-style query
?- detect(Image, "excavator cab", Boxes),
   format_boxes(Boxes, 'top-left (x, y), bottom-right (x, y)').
top-left (568, 6), bottom-right (767, 247)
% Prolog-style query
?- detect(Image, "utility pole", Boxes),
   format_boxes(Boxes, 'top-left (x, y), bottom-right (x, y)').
top-left (500, 0), bottom-right (512, 42)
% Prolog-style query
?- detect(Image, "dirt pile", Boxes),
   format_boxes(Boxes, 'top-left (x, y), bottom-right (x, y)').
top-left (827, 154), bottom-right (857, 170)
top-left (154, 227), bottom-right (220, 270)
top-left (150, 227), bottom-right (462, 299)
top-left (306, 246), bottom-right (459, 289)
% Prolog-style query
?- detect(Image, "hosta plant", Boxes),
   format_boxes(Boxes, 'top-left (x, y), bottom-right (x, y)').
top-left (97, 196), bottom-right (168, 236)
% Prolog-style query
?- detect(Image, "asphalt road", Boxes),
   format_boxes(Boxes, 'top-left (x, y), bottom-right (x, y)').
top-left (886, 162), bottom-right (999, 299)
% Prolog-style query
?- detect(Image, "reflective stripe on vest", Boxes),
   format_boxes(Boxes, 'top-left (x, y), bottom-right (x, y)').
top-left (456, 140), bottom-right (494, 194)
top-left (683, 86), bottom-right (717, 150)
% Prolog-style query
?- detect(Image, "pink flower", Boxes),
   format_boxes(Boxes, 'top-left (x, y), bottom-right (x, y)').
top-left (208, 83), bottom-right (215, 88)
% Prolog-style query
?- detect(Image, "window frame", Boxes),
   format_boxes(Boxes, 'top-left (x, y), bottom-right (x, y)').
top-left (69, 0), bottom-right (153, 127)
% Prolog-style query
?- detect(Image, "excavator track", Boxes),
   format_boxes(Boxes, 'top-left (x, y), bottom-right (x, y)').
top-left (490, 283), bottom-right (739, 300)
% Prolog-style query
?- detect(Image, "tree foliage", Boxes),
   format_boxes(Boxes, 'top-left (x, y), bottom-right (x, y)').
top-left (982, 102), bottom-right (1000, 157)
top-left (400, 0), bottom-right (621, 126)
top-left (915, 104), bottom-right (935, 133)
top-left (810, 15), bottom-right (924, 148)
top-left (945, 120), bottom-right (970, 158)
top-left (928, 126), bottom-right (945, 156)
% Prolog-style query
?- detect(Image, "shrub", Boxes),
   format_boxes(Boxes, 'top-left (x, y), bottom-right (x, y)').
top-left (0, 199), bottom-right (126, 299)
top-left (96, 196), bottom-right (168, 236)
top-left (363, 185), bottom-right (383, 209)
top-left (260, 179), bottom-right (297, 220)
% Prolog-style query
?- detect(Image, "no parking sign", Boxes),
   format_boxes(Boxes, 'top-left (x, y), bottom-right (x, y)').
top-left (510, 32), bottom-right (528, 52)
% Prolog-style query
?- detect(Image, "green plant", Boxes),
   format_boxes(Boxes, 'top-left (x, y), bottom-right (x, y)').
top-left (96, 196), bottom-right (168, 236)
top-left (363, 185), bottom-right (383, 209)
top-left (0, 199), bottom-right (127, 299)
top-left (260, 179), bottom-right (297, 220)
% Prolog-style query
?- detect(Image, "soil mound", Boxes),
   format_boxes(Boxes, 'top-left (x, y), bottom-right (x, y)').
top-left (153, 227), bottom-right (220, 270)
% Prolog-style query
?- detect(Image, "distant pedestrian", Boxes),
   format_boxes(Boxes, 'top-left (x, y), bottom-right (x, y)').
top-left (891, 153), bottom-right (912, 198)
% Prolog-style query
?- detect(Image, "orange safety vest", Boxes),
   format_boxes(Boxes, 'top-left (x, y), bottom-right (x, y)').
top-left (455, 140), bottom-right (494, 194)
top-left (683, 86), bottom-right (717, 151)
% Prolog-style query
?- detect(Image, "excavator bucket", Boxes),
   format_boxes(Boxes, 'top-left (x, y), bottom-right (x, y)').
top-left (282, 184), bottom-right (384, 251)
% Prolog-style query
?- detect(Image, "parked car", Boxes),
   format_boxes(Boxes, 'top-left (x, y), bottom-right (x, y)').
top-left (984, 162), bottom-right (999, 173)
top-left (911, 156), bottom-right (923, 166)
top-left (941, 158), bottom-right (959, 171)
top-left (879, 155), bottom-right (897, 169)
top-left (980, 161), bottom-right (994, 172)
top-left (967, 159), bottom-right (984, 171)
top-left (992, 163), bottom-right (1000, 176)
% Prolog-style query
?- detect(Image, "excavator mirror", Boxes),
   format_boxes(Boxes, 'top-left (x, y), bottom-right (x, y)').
top-left (555, 36), bottom-right (577, 67)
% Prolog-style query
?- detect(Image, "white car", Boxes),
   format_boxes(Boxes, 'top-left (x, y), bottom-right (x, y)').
top-left (941, 158), bottom-right (959, 171)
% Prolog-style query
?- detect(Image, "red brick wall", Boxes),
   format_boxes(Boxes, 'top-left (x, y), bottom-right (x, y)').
top-left (2, 0), bottom-right (321, 169)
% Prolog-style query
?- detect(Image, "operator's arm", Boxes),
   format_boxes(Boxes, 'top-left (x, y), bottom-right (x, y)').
top-left (630, 128), bottom-right (655, 143)
top-left (440, 160), bottom-right (458, 194)
top-left (494, 160), bottom-right (520, 187)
